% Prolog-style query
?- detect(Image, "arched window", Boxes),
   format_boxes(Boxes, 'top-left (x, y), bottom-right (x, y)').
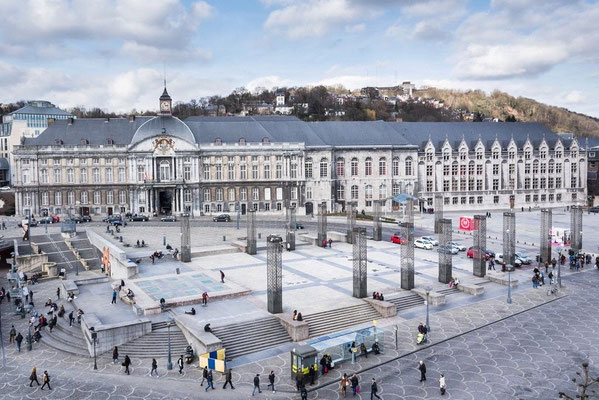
top-left (392, 157), bottom-right (400, 176)
top-left (533, 159), bottom-right (539, 174)
top-left (351, 185), bottom-right (359, 200)
top-left (336, 158), bottom-right (345, 177)
top-left (548, 159), bottom-right (555, 174)
top-left (159, 160), bottom-right (171, 181)
top-left (336, 184), bottom-right (345, 200)
top-left (365, 185), bottom-right (373, 199)
top-left (365, 157), bottom-right (372, 176)
top-left (379, 157), bottom-right (386, 175)
top-left (379, 184), bottom-right (387, 199)
top-left (405, 157), bottom-right (413, 176)
top-left (351, 158), bottom-right (359, 176)
top-left (319, 158), bottom-right (328, 178)
top-left (262, 137), bottom-right (270, 144)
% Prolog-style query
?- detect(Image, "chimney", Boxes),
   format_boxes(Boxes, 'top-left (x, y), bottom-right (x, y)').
top-left (47, 118), bottom-right (55, 126)
top-left (104, 117), bottom-right (110, 123)
top-left (128, 115), bottom-right (135, 122)
top-left (67, 117), bottom-right (74, 125)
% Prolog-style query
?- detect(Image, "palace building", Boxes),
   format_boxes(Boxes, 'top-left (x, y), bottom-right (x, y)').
top-left (11, 88), bottom-right (587, 217)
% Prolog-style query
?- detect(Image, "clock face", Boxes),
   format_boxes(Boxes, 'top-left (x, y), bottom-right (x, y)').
top-left (161, 101), bottom-right (170, 111)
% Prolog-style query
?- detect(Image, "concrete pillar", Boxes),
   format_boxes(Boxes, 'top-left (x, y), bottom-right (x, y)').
top-left (286, 206), bottom-right (296, 251)
top-left (317, 202), bottom-right (327, 247)
top-left (180, 213), bottom-right (191, 262)
top-left (400, 222), bottom-right (414, 290)
top-left (266, 235), bottom-right (283, 314)
top-left (540, 208), bottom-right (552, 264)
top-left (372, 200), bottom-right (382, 241)
top-left (346, 201), bottom-right (356, 244)
top-left (352, 227), bottom-right (367, 298)
top-left (246, 210), bottom-right (257, 255)
top-left (503, 212), bottom-right (516, 267)
top-left (438, 218), bottom-right (452, 284)
top-left (434, 194), bottom-right (443, 234)
top-left (473, 215), bottom-right (487, 277)
top-left (570, 205), bottom-right (583, 253)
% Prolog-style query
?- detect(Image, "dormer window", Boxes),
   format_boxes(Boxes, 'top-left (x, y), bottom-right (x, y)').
top-left (262, 137), bottom-right (270, 144)
top-left (571, 149), bottom-right (578, 158)
top-left (239, 138), bottom-right (246, 145)
top-left (55, 139), bottom-right (63, 145)
top-left (492, 150), bottom-right (499, 160)
top-left (476, 150), bottom-right (483, 160)
top-left (215, 138), bottom-right (222, 145)
top-left (80, 139), bottom-right (89, 145)
top-left (106, 138), bottom-right (114, 145)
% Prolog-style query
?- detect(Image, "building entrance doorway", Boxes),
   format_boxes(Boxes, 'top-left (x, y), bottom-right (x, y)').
top-left (159, 190), bottom-right (173, 214)
top-left (241, 203), bottom-right (246, 215)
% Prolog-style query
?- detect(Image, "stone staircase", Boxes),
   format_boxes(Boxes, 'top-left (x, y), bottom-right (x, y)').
top-left (211, 317), bottom-right (292, 360)
top-left (302, 303), bottom-right (382, 338)
top-left (386, 292), bottom-right (425, 312)
top-left (436, 287), bottom-right (460, 296)
top-left (41, 302), bottom-right (89, 357)
top-left (117, 322), bottom-right (189, 358)
top-left (30, 234), bottom-right (87, 273)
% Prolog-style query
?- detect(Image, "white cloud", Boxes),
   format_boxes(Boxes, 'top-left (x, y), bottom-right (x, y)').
top-left (564, 91), bottom-right (585, 105)
top-left (245, 76), bottom-right (294, 92)
top-left (346, 23), bottom-right (366, 33)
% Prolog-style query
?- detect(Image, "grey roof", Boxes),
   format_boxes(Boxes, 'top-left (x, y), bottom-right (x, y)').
top-left (23, 117), bottom-right (152, 146)
top-left (130, 116), bottom-right (196, 146)
top-left (309, 121), bottom-right (412, 147)
top-left (388, 122), bottom-right (568, 150)
top-left (11, 101), bottom-right (73, 117)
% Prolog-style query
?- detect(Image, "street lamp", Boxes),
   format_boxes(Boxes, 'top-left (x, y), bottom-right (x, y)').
top-left (91, 329), bottom-right (98, 370)
top-left (27, 323), bottom-right (32, 351)
top-left (425, 286), bottom-right (432, 334)
top-left (506, 264), bottom-right (514, 304)
top-left (167, 319), bottom-right (173, 370)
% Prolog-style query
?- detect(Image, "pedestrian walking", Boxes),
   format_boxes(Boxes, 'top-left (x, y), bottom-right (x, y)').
top-left (267, 370), bottom-right (276, 393)
top-left (341, 373), bottom-right (349, 397)
top-left (56, 287), bottom-right (60, 300)
top-left (29, 367), bottom-right (40, 387)
top-left (178, 355), bottom-right (184, 374)
top-left (308, 364), bottom-right (315, 385)
top-left (439, 373), bottom-right (446, 395)
top-left (150, 359), bottom-right (158, 376)
top-left (350, 373), bottom-right (359, 395)
top-left (296, 372), bottom-right (304, 391)
top-left (252, 374), bottom-right (262, 396)
top-left (370, 378), bottom-right (381, 399)
top-left (419, 360), bottom-right (427, 382)
top-left (9, 325), bottom-right (16, 343)
top-left (204, 369), bottom-right (215, 391)
top-left (201, 366), bottom-right (208, 385)
top-left (328, 238), bottom-right (333, 248)
top-left (220, 270), bottom-right (225, 283)
top-left (123, 355), bottom-right (131, 375)
top-left (202, 291), bottom-right (208, 306)
top-left (16, 333), bottom-right (23, 352)
top-left (223, 368), bottom-right (235, 389)
top-left (112, 290), bottom-right (117, 304)
top-left (301, 386), bottom-right (308, 400)
top-left (544, 262), bottom-right (549, 274)
top-left (41, 371), bottom-right (52, 390)
top-left (30, 289), bottom-right (34, 302)
top-left (112, 346), bottom-right (119, 363)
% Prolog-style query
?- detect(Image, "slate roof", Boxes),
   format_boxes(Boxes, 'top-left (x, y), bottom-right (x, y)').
top-left (309, 121), bottom-right (413, 148)
top-left (131, 116), bottom-right (195, 145)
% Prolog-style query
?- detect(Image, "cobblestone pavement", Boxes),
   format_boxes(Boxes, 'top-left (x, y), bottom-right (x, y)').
top-left (2, 266), bottom-right (597, 399)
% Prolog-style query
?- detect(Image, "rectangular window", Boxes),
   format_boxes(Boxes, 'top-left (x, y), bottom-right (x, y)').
top-left (184, 189), bottom-right (192, 203)
top-left (94, 191), bottom-right (101, 204)
top-left (276, 164), bottom-right (282, 179)
top-left (106, 191), bottom-right (114, 204)
top-left (443, 165), bottom-right (449, 176)
top-left (556, 193), bottom-right (562, 202)
top-left (426, 165), bottom-right (433, 176)
top-left (228, 188), bottom-right (235, 201)
top-left (183, 166), bottom-right (191, 181)
top-left (379, 159), bottom-right (387, 175)
top-left (252, 165), bottom-right (258, 179)
top-left (320, 160), bottom-right (328, 178)
top-left (525, 194), bottom-right (531, 202)
top-left (556, 163), bottom-right (562, 174)
top-left (336, 160), bottom-right (344, 177)
top-left (305, 160), bottom-right (313, 178)
top-left (571, 176), bottom-right (577, 188)
top-left (54, 169), bottom-right (61, 183)
top-left (426, 180), bottom-right (433, 192)
top-left (118, 168), bottom-right (125, 182)
top-left (228, 163), bottom-right (235, 180)
top-left (264, 164), bottom-right (270, 179)
top-left (556, 177), bottom-right (562, 188)
top-left (240, 188), bottom-right (247, 201)
top-left (67, 169), bottom-right (74, 183)
top-left (40, 169), bottom-right (48, 184)
top-left (92, 168), bottom-right (100, 183)
top-left (54, 192), bottom-right (62, 205)
top-left (443, 180), bottom-right (449, 192)
top-left (81, 191), bottom-right (88, 204)
top-left (105, 168), bottom-right (113, 183)
top-left (461, 197), bottom-right (466, 205)
top-left (68, 191), bottom-right (74, 205)
top-left (216, 165), bottom-right (222, 180)
top-left (477, 196), bottom-right (483, 204)
top-left (137, 166), bottom-right (145, 181)
top-left (252, 187), bottom-right (259, 201)
top-left (476, 165), bottom-right (483, 175)
top-left (476, 179), bottom-right (483, 190)
top-left (203, 164), bottom-right (210, 180)
top-left (493, 195), bottom-right (499, 204)
top-left (525, 164), bottom-right (531, 174)
top-left (41, 192), bottom-right (49, 206)
top-left (549, 194), bottom-right (554, 202)
top-left (351, 160), bottom-right (359, 176)
top-left (216, 188), bottom-right (223, 201)
top-left (203, 189), bottom-right (211, 202)
top-left (240, 165), bottom-right (247, 180)
top-left (493, 179), bottom-right (499, 190)
top-left (306, 187), bottom-right (313, 200)
top-left (492, 164), bottom-right (499, 175)
top-left (291, 187), bottom-right (298, 200)
top-left (290, 163), bottom-right (297, 179)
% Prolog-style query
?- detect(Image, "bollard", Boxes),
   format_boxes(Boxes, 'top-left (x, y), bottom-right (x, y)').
top-left (119, 236), bottom-right (123, 242)
top-left (223, 235), bottom-right (226, 241)
top-left (176, 268), bottom-right (180, 275)
top-left (163, 234), bottom-right (166, 246)
top-left (258, 233), bottom-right (262, 239)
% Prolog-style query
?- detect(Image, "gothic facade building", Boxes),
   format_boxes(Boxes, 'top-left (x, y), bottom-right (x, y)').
top-left (11, 89), bottom-right (587, 218)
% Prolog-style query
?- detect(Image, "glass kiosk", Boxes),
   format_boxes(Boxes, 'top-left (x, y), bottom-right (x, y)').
top-left (290, 344), bottom-right (318, 379)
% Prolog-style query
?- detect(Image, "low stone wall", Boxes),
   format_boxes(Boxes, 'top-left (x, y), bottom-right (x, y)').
top-left (61, 279), bottom-right (80, 296)
top-left (81, 313), bottom-right (152, 356)
top-left (175, 314), bottom-right (221, 356)
top-left (327, 231), bottom-right (347, 243)
top-left (275, 314), bottom-right (309, 341)
top-left (42, 262), bottom-right (58, 277)
top-left (86, 229), bottom-right (137, 279)
top-left (16, 253), bottom-right (48, 273)
top-left (412, 287), bottom-right (446, 306)
top-left (298, 233), bottom-right (318, 245)
top-left (487, 272), bottom-right (519, 287)
top-left (457, 283), bottom-right (485, 295)
top-left (363, 298), bottom-right (397, 318)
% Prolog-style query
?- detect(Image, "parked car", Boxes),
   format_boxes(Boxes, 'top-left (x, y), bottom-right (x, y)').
top-left (39, 216), bottom-right (55, 224)
top-left (52, 216), bottom-right (60, 223)
top-left (438, 244), bottom-right (459, 255)
top-left (129, 214), bottom-right (149, 222)
top-left (111, 219), bottom-right (127, 227)
top-left (467, 247), bottom-right (494, 260)
top-left (81, 215), bottom-right (92, 222)
top-left (421, 236), bottom-right (439, 246)
top-left (295, 222), bottom-right (305, 229)
top-left (103, 215), bottom-right (122, 223)
top-left (448, 241), bottom-right (467, 251)
top-left (71, 216), bottom-right (83, 224)
top-left (590, 206), bottom-right (599, 214)
top-left (495, 253), bottom-right (523, 267)
top-left (414, 239), bottom-right (433, 250)
top-left (161, 215), bottom-right (177, 222)
top-left (515, 252), bottom-right (532, 265)
top-left (212, 214), bottom-right (231, 222)
top-left (390, 232), bottom-right (404, 244)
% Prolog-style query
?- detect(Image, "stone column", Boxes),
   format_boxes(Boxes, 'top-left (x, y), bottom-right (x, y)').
top-left (473, 215), bottom-right (487, 277)
top-left (400, 222), bottom-right (414, 290)
top-left (406, 198), bottom-right (414, 225)
top-left (266, 235), bottom-right (283, 314)
top-left (372, 200), bottom-right (382, 241)
top-left (317, 202), bottom-right (327, 247)
top-left (180, 213), bottom-right (191, 262)
top-left (246, 209), bottom-right (257, 255)
top-left (352, 227), bottom-right (367, 298)
top-left (434, 194), bottom-right (443, 234)
top-left (570, 205), bottom-right (583, 253)
top-left (540, 208), bottom-right (552, 264)
top-left (286, 206), bottom-right (296, 251)
top-left (346, 201), bottom-right (356, 244)
top-left (503, 212), bottom-right (516, 267)
top-left (438, 218), bottom-right (452, 283)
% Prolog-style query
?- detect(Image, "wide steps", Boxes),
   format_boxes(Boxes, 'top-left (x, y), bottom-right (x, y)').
top-left (117, 326), bottom-right (190, 358)
top-left (41, 321), bottom-right (89, 357)
top-left (436, 287), bottom-right (460, 296)
top-left (386, 293), bottom-right (425, 312)
top-left (211, 317), bottom-right (291, 360)
top-left (303, 303), bottom-right (381, 338)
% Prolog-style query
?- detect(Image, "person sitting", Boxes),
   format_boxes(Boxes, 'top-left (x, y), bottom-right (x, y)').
top-left (57, 305), bottom-right (65, 318)
top-left (141, 240), bottom-right (145, 247)
top-left (185, 307), bottom-right (196, 315)
top-left (45, 298), bottom-right (53, 307)
top-left (372, 341), bottom-right (381, 355)
top-left (136, 240), bottom-right (140, 247)
top-left (379, 293), bottom-right (384, 301)
top-left (453, 277), bottom-right (460, 288)
top-left (67, 292), bottom-right (76, 302)
top-left (76, 309), bottom-right (84, 324)
top-left (297, 312), bottom-right (303, 321)
top-left (360, 343), bottom-right (368, 358)
top-left (33, 327), bottom-right (42, 343)
top-left (372, 292), bottom-right (377, 299)
top-left (126, 289), bottom-right (134, 298)
top-left (204, 323), bottom-right (212, 333)
top-left (166, 244), bottom-right (173, 252)
top-left (292, 310), bottom-right (298, 321)
top-left (160, 298), bottom-right (166, 311)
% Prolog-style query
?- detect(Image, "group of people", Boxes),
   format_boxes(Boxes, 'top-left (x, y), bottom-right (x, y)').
top-left (532, 267), bottom-right (550, 288)
top-left (417, 322), bottom-right (429, 345)
top-left (292, 310), bottom-right (304, 321)
top-left (321, 238), bottom-right (333, 248)
top-left (448, 277), bottom-right (460, 289)
top-left (135, 240), bottom-right (146, 248)
top-left (372, 292), bottom-right (385, 301)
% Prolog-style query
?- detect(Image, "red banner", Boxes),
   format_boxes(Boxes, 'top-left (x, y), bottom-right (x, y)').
top-left (459, 216), bottom-right (474, 231)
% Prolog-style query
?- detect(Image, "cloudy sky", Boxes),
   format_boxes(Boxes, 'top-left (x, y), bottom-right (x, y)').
top-left (0, 0), bottom-right (598, 116)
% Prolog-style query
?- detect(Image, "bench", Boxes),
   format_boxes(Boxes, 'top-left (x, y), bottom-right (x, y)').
top-left (456, 283), bottom-right (484, 295)
top-left (118, 289), bottom-right (136, 305)
top-left (487, 272), bottom-right (518, 287)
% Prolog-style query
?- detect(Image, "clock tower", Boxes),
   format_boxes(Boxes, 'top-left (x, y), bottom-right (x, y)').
top-left (159, 86), bottom-right (172, 115)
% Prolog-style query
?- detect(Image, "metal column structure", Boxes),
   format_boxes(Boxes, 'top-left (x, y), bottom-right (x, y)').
top-left (472, 215), bottom-right (487, 277)
top-left (266, 235), bottom-right (283, 314)
top-left (317, 202), bottom-right (327, 247)
top-left (438, 218), bottom-right (452, 284)
top-left (352, 227), bottom-right (367, 298)
top-left (180, 213), bottom-right (191, 262)
top-left (540, 209), bottom-right (552, 264)
top-left (346, 202), bottom-right (356, 244)
top-left (246, 210), bottom-right (257, 255)
top-left (400, 222), bottom-right (414, 290)
top-left (503, 212), bottom-right (516, 267)
top-left (372, 200), bottom-right (382, 241)
top-left (406, 198), bottom-right (414, 225)
top-left (570, 205), bottom-right (583, 253)
top-left (286, 206), bottom-right (296, 251)
top-left (434, 194), bottom-right (443, 234)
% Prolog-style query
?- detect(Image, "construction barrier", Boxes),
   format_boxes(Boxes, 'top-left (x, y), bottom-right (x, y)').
top-left (199, 348), bottom-right (226, 373)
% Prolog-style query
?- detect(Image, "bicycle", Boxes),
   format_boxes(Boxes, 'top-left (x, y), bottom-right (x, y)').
top-left (547, 283), bottom-right (559, 296)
